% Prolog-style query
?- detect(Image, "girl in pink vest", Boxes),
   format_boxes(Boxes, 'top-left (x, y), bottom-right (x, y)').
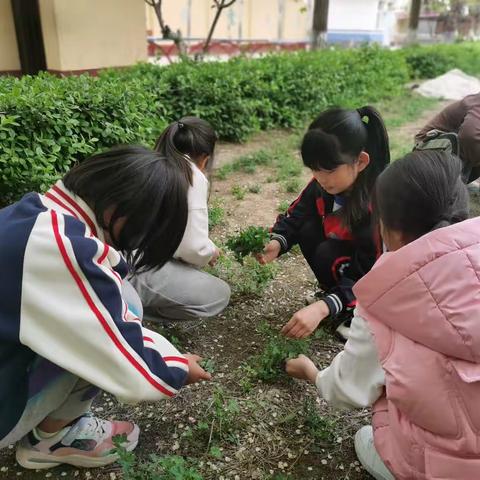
top-left (286, 150), bottom-right (480, 480)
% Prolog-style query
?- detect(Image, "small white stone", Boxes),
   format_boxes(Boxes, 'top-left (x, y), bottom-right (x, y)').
top-left (321, 459), bottom-right (328, 465)
top-left (171, 441), bottom-right (180, 451)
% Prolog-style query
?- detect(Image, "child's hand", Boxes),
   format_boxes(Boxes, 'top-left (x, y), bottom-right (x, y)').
top-left (184, 354), bottom-right (212, 384)
top-left (209, 247), bottom-right (221, 267)
top-left (281, 300), bottom-right (329, 338)
top-left (285, 355), bottom-right (319, 383)
top-left (256, 239), bottom-right (281, 264)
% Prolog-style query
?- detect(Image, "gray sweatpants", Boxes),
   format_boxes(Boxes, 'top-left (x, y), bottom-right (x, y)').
top-left (129, 259), bottom-right (231, 322)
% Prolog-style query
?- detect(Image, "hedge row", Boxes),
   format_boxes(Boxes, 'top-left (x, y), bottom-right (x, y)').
top-left (1, 42), bottom-right (479, 205)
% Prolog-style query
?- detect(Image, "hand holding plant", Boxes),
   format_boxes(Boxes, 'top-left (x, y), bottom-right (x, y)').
top-left (184, 354), bottom-right (212, 384)
top-left (256, 239), bottom-right (281, 265)
top-left (226, 226), bottom-right (270, 263)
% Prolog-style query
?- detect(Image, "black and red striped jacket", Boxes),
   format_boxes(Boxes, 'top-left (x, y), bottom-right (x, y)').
top-left (271, 178), bottom-right (380, 316)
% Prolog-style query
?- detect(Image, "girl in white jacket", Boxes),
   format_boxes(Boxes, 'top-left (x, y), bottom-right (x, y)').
top-left (130, 117), bottom-right (231, 322)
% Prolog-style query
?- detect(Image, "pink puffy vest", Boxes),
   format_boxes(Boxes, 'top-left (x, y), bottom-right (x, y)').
top-left (354, 217), bottom-right (480, 480)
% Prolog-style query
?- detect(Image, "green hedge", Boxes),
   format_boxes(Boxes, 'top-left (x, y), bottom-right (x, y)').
top-left (0, 42), bottom-right (479, 205)
top-left (402, 42), bottom-right (480, 79)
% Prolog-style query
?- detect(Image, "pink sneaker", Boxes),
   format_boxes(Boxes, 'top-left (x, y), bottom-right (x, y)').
top-left (15, 414), bottom-right (139, 469)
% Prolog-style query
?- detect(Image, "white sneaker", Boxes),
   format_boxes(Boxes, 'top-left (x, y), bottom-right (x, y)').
top-left (16, 414), bottom-right (139, 470)
top-left (354, 426), bottom-right (395, 480)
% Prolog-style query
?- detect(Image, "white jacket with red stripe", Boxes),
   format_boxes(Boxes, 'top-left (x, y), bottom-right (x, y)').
top-left (0, 181), bottom-right (188, 440)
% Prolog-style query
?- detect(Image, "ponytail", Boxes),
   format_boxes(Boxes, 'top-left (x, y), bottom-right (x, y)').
top-left (302, 106), bottom-right (390, 229)
top-left (154, 116), bottom-right (218, 186)
top-left (154, 122), bottom-right (193, 185)
top-left (356, 106), bottom-right (390, 187)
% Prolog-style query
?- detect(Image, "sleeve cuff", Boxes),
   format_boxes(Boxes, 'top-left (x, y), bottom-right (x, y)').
top-left (270, 233), bottom-right (289, 254)
top-left (323, 294), bottom-right (344, 316)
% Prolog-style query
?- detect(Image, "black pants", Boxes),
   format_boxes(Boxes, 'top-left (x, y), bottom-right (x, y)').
top-left (297, 216), bottom-right (352, 290)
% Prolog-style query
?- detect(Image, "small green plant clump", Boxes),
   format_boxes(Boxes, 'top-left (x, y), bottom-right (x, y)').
top-left (302, 398), bottom-right (338, 445)
top-left (225, 226), bottom-right (270, 263)
top-left (231, 184), bottom-right (246, 200)
top-left (277, 199), bottom-right (291, 213)
top-left (283, 177), bottom-right (302, 194)
top-left (114, 437), bottom-right (203, 480)
top-left (206, 251), bottom-right (278, 298)
top-left (248, 183), bottom-right (261, 194)
top-left (208, 199), bottom-right (225, 229)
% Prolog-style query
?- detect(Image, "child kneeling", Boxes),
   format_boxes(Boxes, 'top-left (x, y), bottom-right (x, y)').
top-left (0, 146), bottom-right (211, 469)
top-left (287, 150), bottom-right (480, 480)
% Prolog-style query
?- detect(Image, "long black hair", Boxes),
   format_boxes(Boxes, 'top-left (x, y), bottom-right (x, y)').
top-left (301, 106), bottom-right (390, 229)
top-left (63, 145), bottom-right (189, 273)
top-left (154, 116), bottom-right (218, 185)
top-left (375, 150), bottom-right (469, 240)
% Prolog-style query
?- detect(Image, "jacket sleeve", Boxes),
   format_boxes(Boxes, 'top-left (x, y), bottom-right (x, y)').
top-left (316, 312), bottom-right (385, 409)
top-left (174, 168), bottom-right (216, 268)
top-left (323, 219), bottom-right (379, 316)
top-left (271, 179), bottom-right (319, 254)
top-left (19, 210), bottom-right (189, 404)
top-left (174, 205), bottom-right (217, 267)
top-left (458, 99), bottom-right (480, 172)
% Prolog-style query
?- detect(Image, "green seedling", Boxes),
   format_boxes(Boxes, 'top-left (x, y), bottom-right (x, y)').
top-left (231, 185), bottom-right (246, 200)
top-left (225, 226), bottom-right (270, 263)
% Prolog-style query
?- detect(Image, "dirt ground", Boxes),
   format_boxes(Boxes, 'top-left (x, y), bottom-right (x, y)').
top-left (1, 97), bottom-right (469, 480)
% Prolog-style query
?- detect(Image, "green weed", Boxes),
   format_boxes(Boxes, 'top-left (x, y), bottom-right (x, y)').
top-left (208, 199), bottom-right (225, 229)
top-left (277, 199), bottom-right (291, 213)
top-left (206, 251), bottom-right (278, 298)
top-left (303, 398), bottom-right (338, 445)
top-left (114, 437), bottom-right (203, 479)
top-left (283, 178), bottom-right (302, 194)
top-left (225, 226), bottom-right (270, 263)
top-left (231, 185), bottom-right (246, 200)
top-left (248, 183), bottom-right (261, 194)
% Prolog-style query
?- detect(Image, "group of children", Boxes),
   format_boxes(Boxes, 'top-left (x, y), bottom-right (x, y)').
top-left (1, 94), bottom-right (480, 479)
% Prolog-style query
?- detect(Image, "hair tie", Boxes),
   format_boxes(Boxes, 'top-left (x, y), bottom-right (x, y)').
top-left (177, 121), bottom-right (184, 129)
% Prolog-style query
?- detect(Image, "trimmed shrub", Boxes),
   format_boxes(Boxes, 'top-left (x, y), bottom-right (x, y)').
top-left (403, 42), bottom-right (480, 79)
top-left (2, 41), bottom-right (478, 204)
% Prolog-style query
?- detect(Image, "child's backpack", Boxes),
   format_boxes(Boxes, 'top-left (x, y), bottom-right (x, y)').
top-left (414, 129), bottom-right (459, 156)
top-left (413, 129), bottom-right (474, 183)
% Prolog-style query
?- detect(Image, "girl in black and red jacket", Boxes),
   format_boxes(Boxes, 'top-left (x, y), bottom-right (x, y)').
top-left (258, 106), bottom-right (389, 339)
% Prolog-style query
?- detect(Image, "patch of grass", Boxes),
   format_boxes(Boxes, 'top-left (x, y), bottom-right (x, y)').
top-left (377, 91), bottom-right (440, 130)
top-left (114, 437), bottom-right (203, 480)
top-left (199, 358), bottom-right (216, 374)
top-left (283, 177), bottom-right (302, 193)
top-left (302, 397), bottom-right (338, 445)
top-left (248, 183), bottom-right (261, 194)
top-left (206, 251), bottom-right (278, 298)
top-left (216, 150), bottom-right (273, 180)
top-left (208, 198), bottom-right (225, 230)
top-left (277, 199), bottom-right (291, 213)
top-left (225, 226), bottom-right (270, 263)
top-left (274, 149), bottom-right (303, 181)
top-left (231, 184), bottom-right (246, 200)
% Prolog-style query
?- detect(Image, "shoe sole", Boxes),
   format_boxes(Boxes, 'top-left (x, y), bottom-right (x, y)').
top-left (16, 425), bottom-right (139, 470)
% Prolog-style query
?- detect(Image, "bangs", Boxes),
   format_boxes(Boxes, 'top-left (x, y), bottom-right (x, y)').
top-left (301, 129), bottom-right (349, 171)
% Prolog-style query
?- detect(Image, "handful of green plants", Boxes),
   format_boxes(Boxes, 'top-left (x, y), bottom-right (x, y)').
top-left (225, 226), bottom-right (270, 263)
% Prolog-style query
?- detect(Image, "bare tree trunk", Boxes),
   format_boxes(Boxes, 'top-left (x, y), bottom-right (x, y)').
top-left (408, 0), bottom-right (422, 43)
top-left (203, 0), bottom-right (237, 55)
top-left (311, 0), bottom-right (329, 49)
top-left (145, 0), bottom-right (187, 57)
